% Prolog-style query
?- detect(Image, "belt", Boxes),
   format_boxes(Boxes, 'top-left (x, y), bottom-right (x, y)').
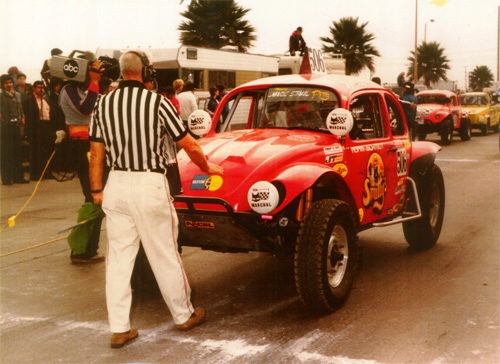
top-left (111, 166), bottom-right (166, 174)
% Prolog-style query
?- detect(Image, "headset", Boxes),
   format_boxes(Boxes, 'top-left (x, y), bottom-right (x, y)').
top-left (126, 50), bottom-right (156, 83)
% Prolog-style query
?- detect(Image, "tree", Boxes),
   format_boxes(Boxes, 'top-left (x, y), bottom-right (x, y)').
top-left (320, 17), bottom-right (380, 75)
top-left (407, 41), bottom-right (449, 87)
top-left (178, 0), bottom-right (256, 52)
top-left (469, 65), bottom-right (494, 91)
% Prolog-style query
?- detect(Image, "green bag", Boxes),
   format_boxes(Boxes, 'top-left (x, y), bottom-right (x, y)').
top-left (67, 203), bottom-right (104, 254)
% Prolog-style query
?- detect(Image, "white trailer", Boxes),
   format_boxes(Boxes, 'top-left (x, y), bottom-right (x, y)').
top-left (96, 45), bottom-right (280, 94)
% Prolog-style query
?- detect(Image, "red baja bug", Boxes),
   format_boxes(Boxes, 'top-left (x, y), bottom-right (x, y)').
top-left (415, 89), bottom-right (471, 144)
top-left (174, 73), bottom-right (445, 314)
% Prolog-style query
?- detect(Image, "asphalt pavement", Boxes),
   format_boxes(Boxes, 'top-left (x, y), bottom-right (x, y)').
top-left (0, 132), bottom-right (499, 364)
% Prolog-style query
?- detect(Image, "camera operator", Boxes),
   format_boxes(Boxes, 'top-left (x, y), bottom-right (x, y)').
top-left (59, 52), bottom-right (107, 264)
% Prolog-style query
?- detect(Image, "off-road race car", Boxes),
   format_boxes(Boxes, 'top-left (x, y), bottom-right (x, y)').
top-left (415, 90), bottom-right (471, 144)
top-left (459, 92), bottom-right (500, 135)
top-left (174, 72), bottom-right (445, 314)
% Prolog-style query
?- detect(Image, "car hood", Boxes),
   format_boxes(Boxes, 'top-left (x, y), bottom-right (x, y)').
top-left (417, 104), bottom-right (448, 114)
top-left (176, 129), bottom-right (341, 211)
top-left (462, 105), bottom-right (489, 114)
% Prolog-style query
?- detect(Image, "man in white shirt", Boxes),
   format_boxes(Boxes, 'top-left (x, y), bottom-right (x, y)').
top-left (176, 82), bottom-right (198, 122)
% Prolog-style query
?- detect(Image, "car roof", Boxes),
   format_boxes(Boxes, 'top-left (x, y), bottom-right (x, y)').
top-left (417, 89), bottom-right (457, 97)
top-left (460, 92), bottom-right (489, 97)
top-left (240, 73), bottom-right (384, 96)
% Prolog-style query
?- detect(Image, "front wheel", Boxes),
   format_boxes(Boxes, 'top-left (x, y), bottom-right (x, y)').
top-left (460, 118), bottom-right (471, 141)
top-left (403, 165), bottom-right (445, 250)
top-left (294, 199), bottom-right (359, 314)
top-left (440, 120), bottom-right (453, 145)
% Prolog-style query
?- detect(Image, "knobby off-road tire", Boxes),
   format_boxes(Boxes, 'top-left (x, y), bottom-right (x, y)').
top-left (403, 164), bottom-right (445, 250)
top-left (480, 123), bottom-right (488, 136)
top-left (440, 119), bottom-right (453, 145)
top-left (459, 118), bottom-right (471, 141)
top-left (417, 133), bottom-right (427, 141)
top-left (294, 199), bottom-right (359, 314)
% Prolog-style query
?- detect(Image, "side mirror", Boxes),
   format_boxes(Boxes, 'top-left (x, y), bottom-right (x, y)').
top-left (187, 110), bottom-right (212, 137)
top-left (325, 108), bottom-right (354, 136)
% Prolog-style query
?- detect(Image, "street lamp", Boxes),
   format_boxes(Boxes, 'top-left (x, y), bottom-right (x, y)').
top-left (414, 0), bottom-right (418, 85)
top-left (424, 19), bottom-right (435, 43)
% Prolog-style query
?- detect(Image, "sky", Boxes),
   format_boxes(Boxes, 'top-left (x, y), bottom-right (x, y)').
top-left (1, 0), bottom-right (499, 90)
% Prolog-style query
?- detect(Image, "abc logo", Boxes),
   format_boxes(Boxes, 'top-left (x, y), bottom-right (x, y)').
top-left (63, 60), bottom-right (79, 78)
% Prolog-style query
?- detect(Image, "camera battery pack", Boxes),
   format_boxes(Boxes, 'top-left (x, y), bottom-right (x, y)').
top-left (50, 56), bottom-right (89, 83)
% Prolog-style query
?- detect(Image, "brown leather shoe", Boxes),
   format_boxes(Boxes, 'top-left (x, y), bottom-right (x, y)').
top-left (176, 307), bottom-right (206, 331)
top-left (110, 328), bottom-right (138, 348)
top-left (71, 255), bottom-right (105, 264)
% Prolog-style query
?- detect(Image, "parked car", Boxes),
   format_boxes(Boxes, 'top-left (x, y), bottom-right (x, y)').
top-left (174, 74), bottom-right (445, 314)
top-left (459, 92), bottom-right (500, 135)
top-left (415, 90), bottom-right (471, 144)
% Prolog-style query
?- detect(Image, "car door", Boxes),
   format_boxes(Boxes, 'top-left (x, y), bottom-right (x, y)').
top-left (344, 91), bottom-right (401, 226)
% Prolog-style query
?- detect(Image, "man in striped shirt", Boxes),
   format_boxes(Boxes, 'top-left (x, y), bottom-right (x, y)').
top-left (89, 50), bottom-right (223, 348)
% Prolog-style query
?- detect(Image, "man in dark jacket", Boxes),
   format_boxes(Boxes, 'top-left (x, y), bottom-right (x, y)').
top-left (1, 74), bottom-right (28, 185)
top-left (289, 26), bottom-right (306, 56)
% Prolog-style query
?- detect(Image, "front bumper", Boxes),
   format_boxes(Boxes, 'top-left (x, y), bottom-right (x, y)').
top-left (174, 196), bottom-right (285, 253)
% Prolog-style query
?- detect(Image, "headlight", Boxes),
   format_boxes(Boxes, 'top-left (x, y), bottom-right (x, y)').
top-left (478, 115), bottom-right (485, 123)
top-left (248, 181), bottom-right (280, 214)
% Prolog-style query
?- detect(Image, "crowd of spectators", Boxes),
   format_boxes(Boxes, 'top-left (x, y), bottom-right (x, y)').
top-left (1, 49), bottom-right (229, 186)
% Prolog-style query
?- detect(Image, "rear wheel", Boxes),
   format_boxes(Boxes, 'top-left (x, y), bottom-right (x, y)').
top-left (440, 119), bottom-right (453, 145)
top-left (294, 199), bottom-right (359, 314)
top-left (459, 118), bottom-right (471, 141)
top-left (403, 165), bottom-right (445, 250)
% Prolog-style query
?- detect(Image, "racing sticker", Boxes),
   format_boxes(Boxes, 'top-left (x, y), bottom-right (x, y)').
top-left (396, 147), bottom-right (408, 177)
top-left (333, 163), bottom-right (348, 177)
top-left (325, 154), bottom-right (343, 164)
top-left (323, 145), bottom-right (343, 155)
top-left (362, 153), bottom-right (387, 215)
top-left (185, 221), bottom-right (215, 229)
top-left (190, 175), bottom-right (223, 191)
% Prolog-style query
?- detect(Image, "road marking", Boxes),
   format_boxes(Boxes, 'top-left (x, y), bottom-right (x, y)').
top-left (436, 158), bottom-right (500, 163)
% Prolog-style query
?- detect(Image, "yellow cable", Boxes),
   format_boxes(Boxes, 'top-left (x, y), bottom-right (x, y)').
top-left (0, 236), bottom-right (68, 258)
top-left (0, 149), bottom-right (56, 233)
top-left (0, 228), bottom-right (106, 258)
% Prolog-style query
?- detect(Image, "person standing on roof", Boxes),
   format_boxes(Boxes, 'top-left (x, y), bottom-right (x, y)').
top-left (289, 27), bottom-right (306, 56)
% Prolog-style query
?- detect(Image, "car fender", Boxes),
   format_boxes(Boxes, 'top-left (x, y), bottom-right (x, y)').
top-left (271, 163), bottom-right (357, 218)
top-left (409, 141), bottom-right (441, 182)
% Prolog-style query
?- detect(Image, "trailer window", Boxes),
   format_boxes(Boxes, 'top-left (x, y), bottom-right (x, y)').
top-left (209, 71), bottom-right (236, 89)
top-left (181, 69), bottom-right (204, 90)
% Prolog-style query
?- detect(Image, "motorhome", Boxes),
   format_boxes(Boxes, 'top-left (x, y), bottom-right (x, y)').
top-left (96, 45), bottom-right (280, 103)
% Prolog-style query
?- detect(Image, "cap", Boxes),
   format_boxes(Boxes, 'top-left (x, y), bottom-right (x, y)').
top-left (51, 48), bottom-right (63, 56)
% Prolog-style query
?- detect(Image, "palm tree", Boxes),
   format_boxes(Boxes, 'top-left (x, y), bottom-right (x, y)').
top-left (407, 41), bottom-right (449, 87)
top-left (320, 17), bottom-right (380, 75)
top-left (178, 0), bottom-right (256, 52)
top-left (469, 65), bottom-right (494, 91)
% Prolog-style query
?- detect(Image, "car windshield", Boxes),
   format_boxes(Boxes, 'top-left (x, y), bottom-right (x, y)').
top-left (460, 96), bottom-right (488, 106)
top-left (417, 94), bottom-right (448, 105)
top-left (256, 86), bottom-right (340, 131)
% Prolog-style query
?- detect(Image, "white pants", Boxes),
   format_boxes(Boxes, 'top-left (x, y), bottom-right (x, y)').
top-left (103, 171), bottom-right (194, 333)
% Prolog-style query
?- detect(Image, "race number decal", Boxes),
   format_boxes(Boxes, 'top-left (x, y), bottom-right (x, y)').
top-left (308, 48), bottom-right (326, 74)
top-left (396, 148), bottom-right (408, 177)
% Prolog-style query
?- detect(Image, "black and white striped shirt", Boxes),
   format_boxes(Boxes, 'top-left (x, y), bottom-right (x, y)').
top-left (89, 80), bottom-right (187, 171)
